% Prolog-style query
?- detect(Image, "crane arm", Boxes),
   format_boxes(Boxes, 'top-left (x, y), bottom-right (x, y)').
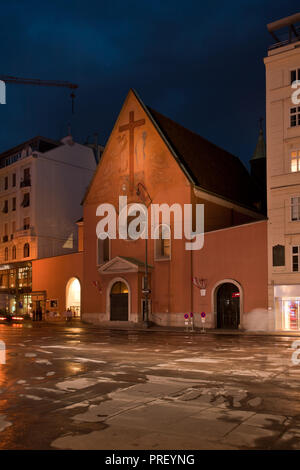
top-left (0, 75), bottom-right (78, 89)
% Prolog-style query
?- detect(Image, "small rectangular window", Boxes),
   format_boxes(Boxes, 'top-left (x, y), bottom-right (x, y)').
top-left (21, 193), bottom-right (30, 208)
top-left (273, 245), bottom-right (285, 266)
top-left (155, 225), bottom-right (171, 260)
top-left (292, 246), bottom-right (300, 272)
top-left (291, 197), bottom-right (300, 221)
top-left (291, 69), bottom-right (300, 84)
top-left (2, 200), bottom-right (8, 214)
top-left (290, 107), bottom-right (300, 128)
top-left (97, 238), bottom-right (109, 265)
top-left (291, 150), bottom-right (300, 172)
top-left (12, 173), bottom-right (16, 187)
top-left (4, 177), bottom-right (8, 190)
top-left (12, 197), bottom-right (16, 211)
top-left (23, 217), bottom-right (30, 230)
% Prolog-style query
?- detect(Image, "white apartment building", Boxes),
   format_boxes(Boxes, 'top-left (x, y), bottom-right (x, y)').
top-left (265, 13), bottom-right (300, 331)
top-left (0, 134), bottom-right (96, 314)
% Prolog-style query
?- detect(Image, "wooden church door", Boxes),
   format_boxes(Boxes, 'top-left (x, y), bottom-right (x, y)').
top-left (110, 281), bottom-right (129, 321)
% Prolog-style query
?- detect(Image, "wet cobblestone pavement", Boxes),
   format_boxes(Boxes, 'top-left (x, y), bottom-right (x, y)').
top-left (0, 323), bottom-right (300, 449)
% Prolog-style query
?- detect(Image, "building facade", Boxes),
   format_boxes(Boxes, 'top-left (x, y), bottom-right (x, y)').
top-left (0, 135), bottom-right (96, 316)
top-left (265, 13), bottom-right (300, 331)
top-left (82, 89), bottom-right (268, 328)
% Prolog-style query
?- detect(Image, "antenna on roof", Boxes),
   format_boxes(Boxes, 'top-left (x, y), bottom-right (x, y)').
top-left (259, 117), bottom-right (264, 130)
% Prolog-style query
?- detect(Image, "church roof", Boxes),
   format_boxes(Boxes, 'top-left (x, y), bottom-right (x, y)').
top-left (83, 89), bottom-right (260, 211)
top-left (251, 127), bottom-right (266, 161)
top-left (145, 104), bottom-right (257, 209)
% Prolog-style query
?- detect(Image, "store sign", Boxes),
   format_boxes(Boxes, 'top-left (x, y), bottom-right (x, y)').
top-left (0, 265), bottom-right (10, 271)
top-left (0, 81), bottom-right (5, 105)
top-left (0, 341), bottom-right (5, 364)
top-left (291, 340), bottom-right (300, 365)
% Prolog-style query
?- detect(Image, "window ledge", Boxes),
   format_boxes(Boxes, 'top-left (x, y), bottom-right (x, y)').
top-left (154, 256), bottom-right (171, 262)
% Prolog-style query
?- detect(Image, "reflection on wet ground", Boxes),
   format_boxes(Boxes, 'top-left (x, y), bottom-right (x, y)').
top-left (0, 323), bottom-right (300, 449)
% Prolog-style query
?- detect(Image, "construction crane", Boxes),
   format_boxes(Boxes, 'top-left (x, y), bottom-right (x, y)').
top-left (0, 75), bottom-right (78, 113)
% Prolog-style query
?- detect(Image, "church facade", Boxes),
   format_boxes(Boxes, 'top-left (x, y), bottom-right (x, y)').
top-left (81, 89), bottom-right (268, 329)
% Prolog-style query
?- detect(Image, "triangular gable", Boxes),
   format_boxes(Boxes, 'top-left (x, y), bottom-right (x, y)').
top-left (82, 88), bottom-right (193, 205)
top-left (83, 88), bottom-right (259, 211)
top-left (98, 256), bottom-right (147, 274)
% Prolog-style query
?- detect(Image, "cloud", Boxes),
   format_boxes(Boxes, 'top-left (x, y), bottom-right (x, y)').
top-left (0, 0), bottom-right (298, 166)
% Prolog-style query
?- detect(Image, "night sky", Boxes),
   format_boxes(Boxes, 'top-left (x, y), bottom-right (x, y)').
top-left (0, 0), bottom-right (299, 168)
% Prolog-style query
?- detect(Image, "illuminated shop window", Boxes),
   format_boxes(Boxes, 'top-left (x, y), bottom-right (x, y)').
top-left (18, 266), bottom-right (32, 288)
top-left (283, 300), bottom-right (300, 330)
top-left (9, 270), bottom-right (15, 288)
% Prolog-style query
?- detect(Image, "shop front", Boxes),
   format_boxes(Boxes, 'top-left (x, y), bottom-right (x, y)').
top-left (0, 262), bottom-right (33, 316)
top-left (274, 285), bottom-right (300, 331)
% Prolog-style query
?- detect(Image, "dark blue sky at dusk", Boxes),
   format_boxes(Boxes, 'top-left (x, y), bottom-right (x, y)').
top-left (0, 0), bottom-right (299, 167)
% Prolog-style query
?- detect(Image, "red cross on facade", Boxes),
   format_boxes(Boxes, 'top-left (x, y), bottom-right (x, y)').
top-left (119, 111), bottom-right (145, 193)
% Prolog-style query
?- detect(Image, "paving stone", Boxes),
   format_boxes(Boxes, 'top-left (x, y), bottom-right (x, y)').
top-left (106, 402), bottom-right (200, 431)
top-left (0, 415), bottom-right (12, 432)
top-left (245, 413), bottom-right (287, 429)
top-left (222, 424), bottom-right (280, 448)
top-left (72, 400), bottom-right (138, 422)
top-left (179, 390), bottom-right (202, 401)
top-left (194, 407), bottom-right (254, 423)
top-left (248, 397), bottom-right (263, 407)
top-left (279, 429), bottom-right (300, 449)
top-left (233, 399), bottom-right (242, 408)
top-left (51, 425), bottom-right (236, 450)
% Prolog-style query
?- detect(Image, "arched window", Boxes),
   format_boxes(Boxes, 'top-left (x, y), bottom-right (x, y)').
top-left (4, 247), bottom-right (8, 261)
top-left (111, 281), bottom-right (128, 294)
top-left (97, 237), bottom-right (110, 265)
top-left (154, 224), bottom-right (171, 260)
top-left (23, 243), bottom-right (30, 258)
top-left (12, 245), bottom-right (16, 260)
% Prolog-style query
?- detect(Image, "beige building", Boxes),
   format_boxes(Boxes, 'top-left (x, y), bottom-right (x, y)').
top-left (0, 135), bottom-right (96, 315)
top-left (265, 13), bottom-right (300, 330)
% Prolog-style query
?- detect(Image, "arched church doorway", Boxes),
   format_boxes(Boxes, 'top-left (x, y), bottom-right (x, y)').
top-left (66, 277), bottom-right (81, 318)
top-left (110, 281), bottom-right (128, 321)
top-left (217, 282), bottom-right (240, 329)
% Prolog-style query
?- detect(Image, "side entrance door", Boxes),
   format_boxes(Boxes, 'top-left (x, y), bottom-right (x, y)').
top-left (217, 283), bottom-right (240, 329)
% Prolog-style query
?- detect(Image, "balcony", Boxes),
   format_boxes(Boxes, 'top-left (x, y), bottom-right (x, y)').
top-left (14, 227), bottom-right (35, 238)
top-left (20, 178), bottom-right (31, 188)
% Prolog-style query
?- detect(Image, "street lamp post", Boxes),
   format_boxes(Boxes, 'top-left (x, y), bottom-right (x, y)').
top-left (143, 236), bottom-right (149, 327)
top-left (136, 182), bottom-right (152, 328)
